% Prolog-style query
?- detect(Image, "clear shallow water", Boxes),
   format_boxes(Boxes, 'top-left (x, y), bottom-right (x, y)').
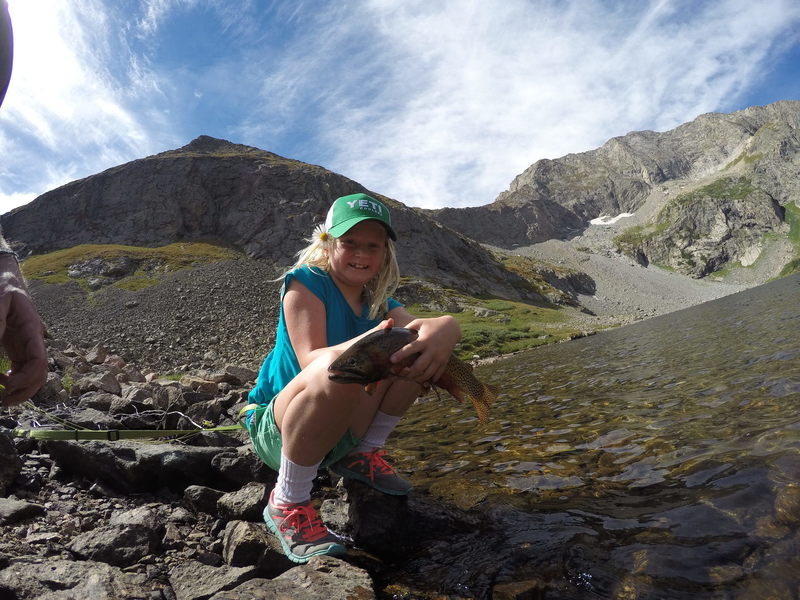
top-left (391, 273), bottom-right (800, 599)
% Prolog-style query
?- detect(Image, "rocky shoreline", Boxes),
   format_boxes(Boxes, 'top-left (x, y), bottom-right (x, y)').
top-left (2, 336), bottom-right (578, 600)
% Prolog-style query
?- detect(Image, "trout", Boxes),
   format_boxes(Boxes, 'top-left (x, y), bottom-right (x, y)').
top-left (328, 327), bottom-right (498, 423)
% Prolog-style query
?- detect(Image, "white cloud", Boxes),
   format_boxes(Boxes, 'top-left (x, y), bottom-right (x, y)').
top-left (0, 0), bottom-right (167, 211)
top-left (1, 0), bottom-right (799, 217)
top-left (264, 0), bottom-right (800, 208)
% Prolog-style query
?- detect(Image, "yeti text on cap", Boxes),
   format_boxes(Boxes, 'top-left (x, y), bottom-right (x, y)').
top-left (348, 196), bottom-right (384, 215)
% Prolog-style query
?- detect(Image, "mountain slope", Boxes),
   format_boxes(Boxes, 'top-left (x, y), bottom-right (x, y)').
top-left (2, 136), bottom-right (538, 302)
top-left (429, 101), bottom-right (800, 281)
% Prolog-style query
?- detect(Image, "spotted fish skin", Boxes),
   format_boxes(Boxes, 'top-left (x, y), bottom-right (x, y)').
top-left (328, 327), bottom-right (497, 423)
top-left (435, 355), bottom-right (496, 423)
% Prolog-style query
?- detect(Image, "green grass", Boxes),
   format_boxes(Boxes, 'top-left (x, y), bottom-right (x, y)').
top-left (778, 202), bottom-right (800, 277)
top-left (613, 224), bottom-right (652, 254)
top-left (406, 296), bottom-right (580, 360)
top-left (670, 177), bottom-right (755, 209)
top-left (785, 202), bottom-right (800, 245)
top-left (494, 253), bottom-right (577, 302)
top-left (22, 242), bottom-right (241, 291)
top-left (725, 152), bottom-right (763, 170)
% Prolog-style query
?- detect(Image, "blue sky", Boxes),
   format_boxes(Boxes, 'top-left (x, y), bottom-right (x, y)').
top-left (1, 0), bottom-right (799, 215)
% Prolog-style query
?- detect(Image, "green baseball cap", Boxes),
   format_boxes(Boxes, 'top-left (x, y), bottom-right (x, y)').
top-left (324, 193), bottom-right (397, 240)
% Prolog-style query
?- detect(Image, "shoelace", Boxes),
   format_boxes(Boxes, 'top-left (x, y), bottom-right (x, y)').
top-left (355, 449), bottom-right (395, 480)
top-left (277, 503), bottom-right (329, 542)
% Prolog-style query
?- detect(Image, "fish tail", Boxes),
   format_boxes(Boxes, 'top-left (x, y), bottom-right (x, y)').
top-left (464, 383), bottom-right (497, 424)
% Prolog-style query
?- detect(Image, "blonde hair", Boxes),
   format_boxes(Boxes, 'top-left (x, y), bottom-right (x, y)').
top-left (278, 228), bottom-right (400, 320)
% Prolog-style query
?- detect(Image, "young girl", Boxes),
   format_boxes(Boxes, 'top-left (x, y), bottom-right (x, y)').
top-left (246, 193), bottom-right (461, 563)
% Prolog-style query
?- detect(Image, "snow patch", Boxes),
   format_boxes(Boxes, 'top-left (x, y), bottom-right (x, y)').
top-left (590, 213), bottom-right (635, 225)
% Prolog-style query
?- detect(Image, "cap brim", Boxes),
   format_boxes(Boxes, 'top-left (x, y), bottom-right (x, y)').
top-left (328, 217), bottom-right (397, 241)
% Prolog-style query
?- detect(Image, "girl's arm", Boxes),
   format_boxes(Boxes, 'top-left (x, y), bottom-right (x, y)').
top-left (283, 279), bottom-right (393, 369)
top-left (386, 306), bottom-right (461, 384)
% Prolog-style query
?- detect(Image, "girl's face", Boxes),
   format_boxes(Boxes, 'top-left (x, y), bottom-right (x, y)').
top-left (327, 220), bottom-right (387, 289)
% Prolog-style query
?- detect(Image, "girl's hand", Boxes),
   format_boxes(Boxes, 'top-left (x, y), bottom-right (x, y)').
top-left (389, 315), bottom-right (460, 384)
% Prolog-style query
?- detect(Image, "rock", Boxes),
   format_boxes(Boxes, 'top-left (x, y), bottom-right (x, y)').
top-left (104, 354), bottom-right (127, 368)
top-left (31, 372), bottom-right (67, 405)
top-left (77, 391), bottom-right (120, 411)
top-left (209, 366), bottom-right (258, 386)
top-left (45, 440), bottom-right (230, 493)
top-left (185, 398), bottom-right (226, 427)
top-left (122, 383), bottom-right (154, 404)
top-left (217, 482), bottom-right (269, 522)
top-left (210, 446), bottom-right (275, 490)
top-left (122, 364), bottom-right (147, 382)
top-left (0, 557), bottom-right (156, 599)
top-left (636, 178), bottom-right (786, 277)
top-left (61, 407), bottom-right (120, 430)
top-left (184, 485), bottom-right (225, 516)
top-left (71, 371), bottom-right (122, 397)
top-left (168, 559), bottom-right (258, 600)
top-left (86, 344), bottom-right (110, 364)
top-left (0, 433), bottom-right (22, 496)
top-left (207, 556), bottom-right (375, 600)
top-left (221, 520), bottom-right (292, 577)
top-left (69, 522), bottom-right (161, 567)
top-left (0, 497), bottom-right (46, 525)
top-left (110, 505), bottom-right (164, 530)
top-left (180, 375), bottom-right (220, 396)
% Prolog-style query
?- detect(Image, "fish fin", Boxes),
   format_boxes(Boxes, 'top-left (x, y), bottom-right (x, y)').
top-left (471, 397), bottom-right (490, 424)
top-left (363, 382), bottom-right (379, 395)
top-left (483, 383), bottom-right (499, 406)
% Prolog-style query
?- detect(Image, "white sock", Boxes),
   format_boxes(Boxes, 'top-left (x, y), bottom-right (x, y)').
top-left (353, 410), bottom-right (402, 453)
top-left (273, 452), bottom-right (320, 505)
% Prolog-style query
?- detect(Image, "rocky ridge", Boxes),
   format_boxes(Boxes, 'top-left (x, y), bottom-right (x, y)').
top-left (430, 101), bottom-right (800, 282)
top-left (2, 136), bottom-right (537, 304)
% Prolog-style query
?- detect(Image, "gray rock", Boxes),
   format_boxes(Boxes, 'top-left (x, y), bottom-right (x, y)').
top-left (69, 522), bottom-right (160, 567)
top-left (184, 485), bottom-right (225, 516)
top-left (207, 556), bottom-right (375, 600)
top-left (58, 407), bottom-right (120, 430)
top-left (31, 372), bottom-right (67, 405)
top-left (122, 383), bottom-right (154, 404)
top-left (77, 391), bottom-right (120, 411)
top-left (0, 432), bottom-right (21, 496)
top-left (122, 364), bottom-right (147, 382)
top-left (222, 520), bottom-right (283, 572)
top-left (210, 446), bottom-right (275, 489)
top-left (45, 440), bottom-right (228, 493)
top-left (217, 482), bottom-right (269, 522)
top-left (0, 497), bottom-right (46, 525)
top-left (71, 371), bottom-right (122, 397)
top-left (210, 366), bottom-right (258, 386)
top-left (86, 344), bottom-right (110, 364)
top-left (0, 557), bottom-right (155, 599)
top-left (109, 505), bottom-right (164, 529)
top-left (168, 559), bottom-right (258, 600)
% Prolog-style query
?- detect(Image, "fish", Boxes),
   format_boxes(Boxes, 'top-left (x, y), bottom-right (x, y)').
top-left (328, 327), bottom-right (498, 423)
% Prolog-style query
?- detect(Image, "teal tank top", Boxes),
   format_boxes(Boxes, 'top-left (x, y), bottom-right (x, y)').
top-left (248, 265), bottom-right (402, 404)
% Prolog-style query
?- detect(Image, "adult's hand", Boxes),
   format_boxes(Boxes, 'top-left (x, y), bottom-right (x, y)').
top-left (0, 255), bottom-right (47, 407)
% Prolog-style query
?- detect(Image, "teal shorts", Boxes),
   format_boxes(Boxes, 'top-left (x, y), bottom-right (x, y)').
top-left (245, 400), bottom-right (361, 471)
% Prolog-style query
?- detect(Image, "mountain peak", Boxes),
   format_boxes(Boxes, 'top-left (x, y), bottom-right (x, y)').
top-left (172, 135), bottom-right (259, 155)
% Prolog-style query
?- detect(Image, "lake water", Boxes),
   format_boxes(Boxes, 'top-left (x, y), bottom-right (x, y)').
top-left (391, 272), bottom-right (800, 599)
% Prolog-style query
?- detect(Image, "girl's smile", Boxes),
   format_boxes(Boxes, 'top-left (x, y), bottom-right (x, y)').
top-left (328, 220), bottom-right (388, 290)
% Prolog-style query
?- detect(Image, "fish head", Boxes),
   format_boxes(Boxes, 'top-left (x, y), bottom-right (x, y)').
top-left (328, 327), bottom-right (419, 385)
top-left (327, 348), bottom-right (383, 384)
